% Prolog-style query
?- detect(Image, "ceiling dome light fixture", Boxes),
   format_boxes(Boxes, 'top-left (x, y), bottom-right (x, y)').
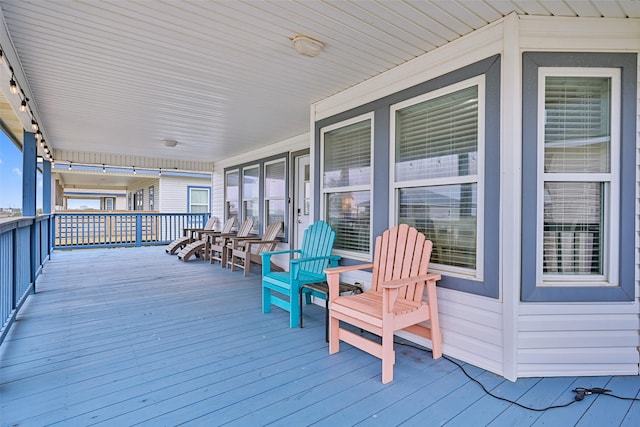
top-left (292, 34), bottom-right (324, 57)
top-left (162, 139), bottom-right (178, 148)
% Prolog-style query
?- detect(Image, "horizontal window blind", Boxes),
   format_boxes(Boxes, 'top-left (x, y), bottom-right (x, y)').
top-left (190, 189), bottom-right (209, 214)
top-left (543, 182), bottom-right (603, 275)
top-left (265, 160), bottom-right (285, 198)
top-left (323, 120), bottom-right (371, 188)
top-left (226, 171), bottom-right (239, 202)
top-left (326, 191), bottom-right (370, 253)
top-left (243, 166), bottom-right (260, 200)
top-left (395, 86), bottom-right (478, 182)
top-left (544, 76), bottom-right (611, 173)
top-left (398, 185), bottom-right (476, 269)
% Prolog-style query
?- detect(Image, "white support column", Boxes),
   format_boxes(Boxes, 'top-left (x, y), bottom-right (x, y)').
top-left (500, 12), bottom-right (522, 382)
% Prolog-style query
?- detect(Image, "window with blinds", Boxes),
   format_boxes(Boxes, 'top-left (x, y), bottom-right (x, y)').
top-left (540, 72), bottom-right (618, 281)
top-left (225, 170), bottom-right (239, 222)
top-left (264, 159), bottom-right (286, 237)
top-left (189, 188), bottom-right (209, 213)
top-left (242, 165), bottom-right (260, 233)
top-left (392, 79), bottom-right (482, 274)
top-left (321, 114), bottom-right (373, 257)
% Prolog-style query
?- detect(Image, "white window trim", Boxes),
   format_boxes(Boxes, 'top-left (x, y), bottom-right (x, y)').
top-left (320, 112), bottom-right (375, 261)
top-left (189, 187), bottom-right (210, 213)
top-left (389, 76), bottom-right (486, 280)
top-left (242, 164), bottom-right (260, 233)
top-left (535, 67), bottom-right (620, 287)
top-left (264, 158), bottom-right (286, 236)
top-left (225, 169), bottom-right (239, 221)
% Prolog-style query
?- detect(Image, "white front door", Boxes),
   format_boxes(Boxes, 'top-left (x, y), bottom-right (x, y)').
top-left (294, 154), bottom-right (311, 248)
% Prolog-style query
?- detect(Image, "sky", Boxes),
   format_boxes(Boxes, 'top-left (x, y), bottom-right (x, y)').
top-left (0, 131), bottom-right (43, 210)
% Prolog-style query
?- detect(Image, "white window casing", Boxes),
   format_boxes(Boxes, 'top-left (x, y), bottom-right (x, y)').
top-left (535, 67), bottom-right (620, 287)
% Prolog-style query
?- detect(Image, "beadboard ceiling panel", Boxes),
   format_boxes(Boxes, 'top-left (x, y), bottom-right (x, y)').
top-left (0, 0), bottom-right (637, 167)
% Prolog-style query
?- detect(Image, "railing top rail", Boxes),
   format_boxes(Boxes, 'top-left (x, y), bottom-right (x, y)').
top-left (55, 212), bottom-right (209, 217)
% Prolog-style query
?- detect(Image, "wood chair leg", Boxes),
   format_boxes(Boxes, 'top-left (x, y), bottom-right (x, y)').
top-left (299, 289), bottom-right (304, 328)
top-left (324, 298), bottom-right (329, 343)
top-left (329, 315), bottom-right (340, 354)
top-left (381, 329), bottom-right (395, 384)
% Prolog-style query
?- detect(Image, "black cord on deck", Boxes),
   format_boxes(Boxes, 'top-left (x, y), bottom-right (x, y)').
top-left (393, 339), bottom-right (640, 411)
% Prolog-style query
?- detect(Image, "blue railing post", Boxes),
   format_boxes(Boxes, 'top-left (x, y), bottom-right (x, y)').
top-left (136, 215), bottom-right (142, 247)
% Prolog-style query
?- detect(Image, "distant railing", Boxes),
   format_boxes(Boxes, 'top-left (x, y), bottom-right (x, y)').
top-left (0, 215), bottom-right (53, 345)
top-left (54, 212), bottom-right (210, 249)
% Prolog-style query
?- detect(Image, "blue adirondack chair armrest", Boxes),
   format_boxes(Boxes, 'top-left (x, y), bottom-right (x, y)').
top-left (262, 249), bottom-right (302, 259)
top-left (261, 249), bottom-right (302, 275)
top-left (289, 255), bottom-right (341, 265)
top-left (290, 255), bottom-right (341, 281)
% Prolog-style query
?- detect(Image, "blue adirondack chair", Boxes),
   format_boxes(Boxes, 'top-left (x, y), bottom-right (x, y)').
top-left (261, 221), bottom-right (340, 328)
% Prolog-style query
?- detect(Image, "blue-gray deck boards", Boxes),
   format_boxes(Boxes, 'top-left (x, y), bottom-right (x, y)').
top-left (1, 247), bottom-right (639, 426)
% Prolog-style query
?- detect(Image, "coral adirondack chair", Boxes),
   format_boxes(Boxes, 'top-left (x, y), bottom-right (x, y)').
top-left (165, 216), bottom-right (217, 255)
top-left (261, 221), bottom-right (340, 328)
top-left (326, 224), bottom-right (442, 384)
top-left (208, 218), bottom-right (254, 267)
top-left (228, 222), bottom-right (283, 276)
top-left (177, 217), bottom-right (236, 261)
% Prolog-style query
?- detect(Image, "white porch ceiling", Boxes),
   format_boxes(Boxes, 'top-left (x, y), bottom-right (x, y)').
top-left (0, 0), bottom-right (638, 168)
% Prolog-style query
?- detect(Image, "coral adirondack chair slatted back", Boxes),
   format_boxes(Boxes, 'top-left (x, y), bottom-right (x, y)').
top-left (371, 224), bottom-right (433, 302)
top-left (298, 221), bottom-right (336, 275)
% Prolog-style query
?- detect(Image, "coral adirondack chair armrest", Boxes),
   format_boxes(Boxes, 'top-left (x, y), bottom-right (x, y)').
top-left (380, 273), bottom-right (441, 289)
top-left (325, 263), bottom-right (374, 302)
top-left (380, 273), bottom-right (441, 313)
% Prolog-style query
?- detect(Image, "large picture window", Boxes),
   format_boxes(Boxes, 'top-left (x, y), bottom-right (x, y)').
top-left (321, 114), bottom-right (373, 258)
top-left (391, 77), bottom-right (484, 278)
top-left (522, 52), bottom-right (635, 302)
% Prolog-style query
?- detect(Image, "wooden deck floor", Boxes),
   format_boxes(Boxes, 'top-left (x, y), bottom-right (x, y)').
top-left (1, 247), bottom-right (639, 426)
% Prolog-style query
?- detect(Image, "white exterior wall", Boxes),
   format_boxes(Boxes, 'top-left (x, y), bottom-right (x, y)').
top-left (156, 175), bottom-right (212, 213)
top-left (313, 14), bottom-right (640, 380)
top-left (127, 178), bottom-right (157, 211)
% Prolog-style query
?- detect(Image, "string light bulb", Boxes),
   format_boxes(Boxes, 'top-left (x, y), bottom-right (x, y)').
top-left (158, 168), bottom-right (162, 176)
top-left (133, 166), bottom-right (136, 174)
top-left (9, 76), bottom-right (17, 94)
top-left (20, 99), bottom-right (27, 112)
top-left (68, 162), bottom-right (72, 170)
top-left (102, 164), bottom-right (106, 173)
top-left (31, 119), bottom-right (38, 131)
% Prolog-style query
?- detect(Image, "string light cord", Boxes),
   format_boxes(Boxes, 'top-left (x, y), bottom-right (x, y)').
top-left (392, 339), bottom-right (640, 411)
